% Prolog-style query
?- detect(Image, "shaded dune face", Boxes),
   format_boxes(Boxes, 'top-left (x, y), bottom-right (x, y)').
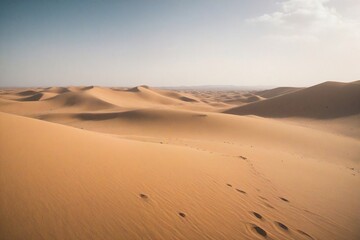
top-left (17, 92), bottom-right (44, 101)
top-left (255, 87), bottom-right (303, 99)
top-left (45, 91), bottom-right (116, 110)
top-left (43, 86), bottom-right (70, 94)
top-left (225, 80), bottom-right (360, 119)
top-left (179, 96), bottom-right (198, 102)
top-left (0, 81), bottom-right (359, 240)
top-left (74, 110), bottom-right (162, 121)
top-left (16, 90), bottom-right (40, 96)
top-left (126, 85), bottom-right (150, 92)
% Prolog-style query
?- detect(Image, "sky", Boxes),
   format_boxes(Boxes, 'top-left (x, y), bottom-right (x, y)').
top-left (0, 0), bottom-right (359, 87)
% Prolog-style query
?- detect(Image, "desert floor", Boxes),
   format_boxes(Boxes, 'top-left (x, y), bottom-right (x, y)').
top-left (0, 81), bottom-right (359, 240)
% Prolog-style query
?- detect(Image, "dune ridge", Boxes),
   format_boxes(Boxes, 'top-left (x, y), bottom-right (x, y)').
top-left (225, 80), bottom-right (360, 119)
top-left (255, 87), bottom-right (303, 99)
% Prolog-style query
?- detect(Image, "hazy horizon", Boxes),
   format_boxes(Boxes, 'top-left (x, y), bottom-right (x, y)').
top-left (1, 0), bottom-right (359, 87)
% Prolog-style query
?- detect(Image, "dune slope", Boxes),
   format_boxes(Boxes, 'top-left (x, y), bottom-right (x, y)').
top-left (225, 81), bottom-right (360, 119)
top-left (1, 82), bottom-right (359, 240)
top-left (255, 87), bottom-right (303, 99)
top-left (1, 111), bottom-right (359, 240)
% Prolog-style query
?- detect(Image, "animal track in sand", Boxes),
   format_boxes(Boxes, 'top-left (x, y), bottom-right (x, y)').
top-left (252, 212), bottom-right (263, 220)
top-left (236, 188), bottom-right (246, 194)
top-left (139, 193), bottom-right (148, 199)
top-left (253, 225), bottom-right (267, 237)
top-left (178, 212), bottom-right (186, 218)
top-left (297, 230), bottom-right (314, 239)
top-left (275, 221), bottom-right (288, 231)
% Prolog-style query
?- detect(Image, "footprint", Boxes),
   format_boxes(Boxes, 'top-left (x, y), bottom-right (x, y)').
top-left (178, 212), bottom-right (186, 218)
top-left (236, 188), bottom-right (246, 194)
top-left (263, 202), bottom-right (275, 209)
top-left (297, 230), bottom-right (314, 240)
top-left (253, 225), bottom-right (267, 237)
top-left (252, 212), bottom-right (263, 220)
top-left (279, 197), bottom-right (289, 202)
top-left (139, 193), bottom-right (148, 199)
top-left (194, 114), bottom-right (207, 117)
top-left (275, 221), bottom-right (288, 231)
top-left (227, 183), bottom-right (232, 187)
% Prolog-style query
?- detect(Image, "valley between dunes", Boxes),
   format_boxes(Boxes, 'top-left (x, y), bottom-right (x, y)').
top-left (0, 81), bottom-right (359, 240)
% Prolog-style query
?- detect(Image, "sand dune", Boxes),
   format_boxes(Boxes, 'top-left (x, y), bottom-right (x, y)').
top-left (153, 88), bottom-right (200, 103)
top-left (43, 86), bottom-right (70, 94)
top-left (85, 86), bottom-right (213, 111)
top-left (1, 81), bottom-right (360, 240)
top-left (45, 91), bottom-right (116, 110)
top-left (225, 80), bottom-right (360, 119)
top-left (68, 86), bottom-right (95, 92)
top-left (35, 108), bottom-right (359, 165)
top-left (1, 112), bottom-right (359, 240)
top-left (17, 92), bottom-right (44, 101)
top-left (255, 87), bottom-right (303, 99)
top-left (16, 90), bottom-right (40, 96)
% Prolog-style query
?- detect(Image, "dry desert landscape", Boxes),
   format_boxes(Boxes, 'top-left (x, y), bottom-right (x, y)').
top-left (0, 80), bottom-right (359, 240)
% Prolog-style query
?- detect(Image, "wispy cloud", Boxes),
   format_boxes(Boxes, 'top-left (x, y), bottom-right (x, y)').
top-left (247, 0), bottom-right (359, 41)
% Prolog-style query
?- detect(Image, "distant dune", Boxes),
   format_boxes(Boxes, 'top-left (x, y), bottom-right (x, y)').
top-left (225, 80), bottom-right (360, 119)
top-left (17, 92), bottom-right (44, 101)
top-left (255, 87), bottom-right (303, 98)
top-left (1, 81), bottom-right (359, 240)
top-left (44, 86), bottom-right (70, 94)
top-left (45, 91), bottom-right (116, 110)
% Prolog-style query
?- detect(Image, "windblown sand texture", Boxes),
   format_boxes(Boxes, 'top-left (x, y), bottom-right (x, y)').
top-left (1, 81), bottom-right (359, 240)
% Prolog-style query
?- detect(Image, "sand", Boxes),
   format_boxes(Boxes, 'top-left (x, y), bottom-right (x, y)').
top-left (0, 82), bottom-right (359, 240)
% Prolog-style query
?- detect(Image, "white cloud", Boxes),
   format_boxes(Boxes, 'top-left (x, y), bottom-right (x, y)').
top-left (265, 34), bottom-right (320, 43)
top-left (247, 0), bottom-right (359, 41)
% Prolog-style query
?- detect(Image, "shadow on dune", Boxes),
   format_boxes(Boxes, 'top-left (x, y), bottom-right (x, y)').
top-left (225, 81), bottom-right (360, 119)
top-left (45, 91), bottom-right (115, 110)
top-left (75, 110), bottom-right (156, 121)
top-left (80, 86), bottom-right (94, 91)
top-left (179, 96), bottom-right (198, 102)
top-left (74, 109), bottom-right (207, 122)
top-left (255, 87), bottom-right (303, 99)
top-left (16, 90), bottom-right (39, 96)
top-left (18, 93), bottom-right (43, 101)
top-left (43, 87), bottom-right (70, 94)
top-left (126, 85), bottom-right (150, 92)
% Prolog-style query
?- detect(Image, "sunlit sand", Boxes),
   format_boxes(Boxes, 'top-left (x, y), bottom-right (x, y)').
top-left (1, 81), bottom-right (359, 239)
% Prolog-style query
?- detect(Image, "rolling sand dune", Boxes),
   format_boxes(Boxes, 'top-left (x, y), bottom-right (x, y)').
top-left (17, 92), bottom-right (44, 101)
top-left (84, 86), bottom-right (213, 111)
top-left (45, 91), bottom-right (116, 110)
top-left (44, 86), bottom-right (70, 94)
top-left (16, 90), bottom-right (40, 96)
top-left (0, 81), bottom-right (360, 240)
top-left (255, 87), bottom-right (303, 99)
top-left (225, 80), bottom-right (360, 119)
top-left (35, 108), bottom-right (359, 165)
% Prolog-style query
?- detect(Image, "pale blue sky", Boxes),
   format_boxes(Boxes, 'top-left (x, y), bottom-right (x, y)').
top-left (1, 0), bottom-right (359, 87)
